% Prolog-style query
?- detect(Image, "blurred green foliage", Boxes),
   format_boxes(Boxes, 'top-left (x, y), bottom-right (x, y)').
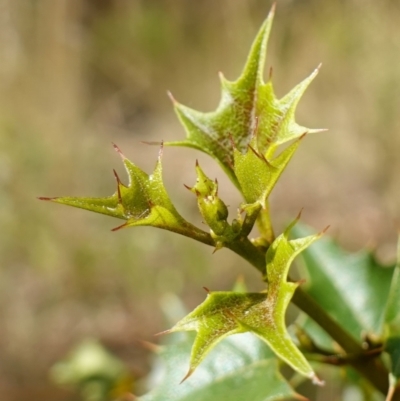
top-left (0, 0), bottom-right (399, 400)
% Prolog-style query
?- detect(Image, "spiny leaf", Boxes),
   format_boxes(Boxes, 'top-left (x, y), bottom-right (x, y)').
top-left (139, 333), bottom-right (307, 401)
top-left (167, 5), bottom-right (323, 185)
top-left (233, 133), bottom-right (304, 209)
top-left (384, 236), bottom-right (400, 396)
top-left (164, 216), bottom-right (324, 384)
top-left (292, 224), bottom-right (395, 341)
top-left (40, 145), bottom-right (206, 239)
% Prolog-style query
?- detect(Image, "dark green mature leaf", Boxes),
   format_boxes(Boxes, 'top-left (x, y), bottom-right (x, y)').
top-left (293, 224), bottom-right (395, 341)
top-left (384, 237), bottom-right (400, 394)
top-left (139, 333), bottom-right (306, 401)
top-left (167, 5), bottom-right (323, 185)
top-left (165, 218), bottom-right (324, 383)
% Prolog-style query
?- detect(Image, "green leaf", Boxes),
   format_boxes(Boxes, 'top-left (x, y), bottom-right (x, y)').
top-left (139, 333), bottom-right (306, 401)
top-left (167, 5), bottom-right (323, 185)
top-left (40, 145), bottom-right (208, 240)
top-left (165, 217), bottom-right (323, 383)
top-left (384, 236), bottom-right (400, 391)
top-left (292, 224), bottom-right (395, 341)
top-left (233, 134), bottom-right (303, 209)
top-left (51, 339), bottom-right (133, 401)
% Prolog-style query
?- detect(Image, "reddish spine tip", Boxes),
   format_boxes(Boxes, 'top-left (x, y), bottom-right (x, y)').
top-left (154, 329), bottom-right (171, 337)
top-left (112, 143), bottom-right (126, 160)
top-left (321, 225), bottom-right (331, 235)
top-left (183, 184), bottom-right (193, 191)
top-left (269, 66), bottom-right (273, 80)
top-left (113, 169), bottom-right (123, 203)
top-left (141, 140), bottom-right (163, 146)
top-left (180, 368), bottom-right (194, 384)
top-left (111, 222), bottom-right (128, 232)
top-left (203, 286), bottom-right (210, 293)
top-left (296, 208), bottom-right (304, 221)
top-left (167, 90), bottom-right (177, 104)
top-left (158, 140), bottom-right (164, 158)
top-left (37, 196), bottom-right (56, 201)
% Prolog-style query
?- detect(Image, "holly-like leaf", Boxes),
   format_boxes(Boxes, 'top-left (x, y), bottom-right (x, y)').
top-left (40, 145), bottom-right (209, 241)
top-left (164, 217), bottom-right (324, 384)
top-left (139, 333), bottom-right (306, 401)
top-left (167, 5), bottom-right (323, 185)
top-left (383, 236), bottom-right (400, 397)
top-left (292, 224), bottom-right (395, 342)
top-left (233, 134), bottom-right (303, 209)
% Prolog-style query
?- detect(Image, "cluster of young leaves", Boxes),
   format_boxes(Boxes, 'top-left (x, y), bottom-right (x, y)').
top-left (40, 3), bottom-right (400, 400)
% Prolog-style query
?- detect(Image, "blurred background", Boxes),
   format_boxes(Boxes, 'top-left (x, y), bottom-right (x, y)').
top-left (0, 0), bottom-right (399, 399)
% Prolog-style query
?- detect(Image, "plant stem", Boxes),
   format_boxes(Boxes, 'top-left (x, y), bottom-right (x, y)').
top-left (293, 289), bottom-right (389, 395)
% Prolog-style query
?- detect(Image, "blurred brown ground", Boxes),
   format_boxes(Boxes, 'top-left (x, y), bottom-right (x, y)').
top-left (0, 0), bottom-right (399, 400)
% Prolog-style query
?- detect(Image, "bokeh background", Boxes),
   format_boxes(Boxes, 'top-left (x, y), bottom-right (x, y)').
top-left (0, 0), bottom-right (399, 399)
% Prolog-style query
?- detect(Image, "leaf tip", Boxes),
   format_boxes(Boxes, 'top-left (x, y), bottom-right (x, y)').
top-left (270, 2), bottom-right (277, 16)
top-left (321, 225), bottom-right (330, 235)
top-left (202, 286), bottom-right (211, 293)
top-left (167, 90), bottom-right (176, 102)
top-left (154, 328), bottom-right (172, 337)
top-left (158, 140), bottom-right (164, 159)
top-left (269, 65), bottom-right (273, 80)
top-left (180, 367), bottom-right (194, 384)
top-left (141, 140), bottom-right (163, 146)
top-left (111, 222), bottom-right (128, 232)
top-left (311, 373), bottom-right (325, 386)
top-left (296, 207), bottom-right (304, 221)
top-left (112, 143), bottom-right (127, 160)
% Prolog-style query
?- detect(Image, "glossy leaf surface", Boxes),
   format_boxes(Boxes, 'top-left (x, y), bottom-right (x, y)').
top-left (139, 333), bottom-right (305, 401)
top-left (293, 224), bottom-right (395, 341)
top-left (384, 237), bottom-right (400, 397)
